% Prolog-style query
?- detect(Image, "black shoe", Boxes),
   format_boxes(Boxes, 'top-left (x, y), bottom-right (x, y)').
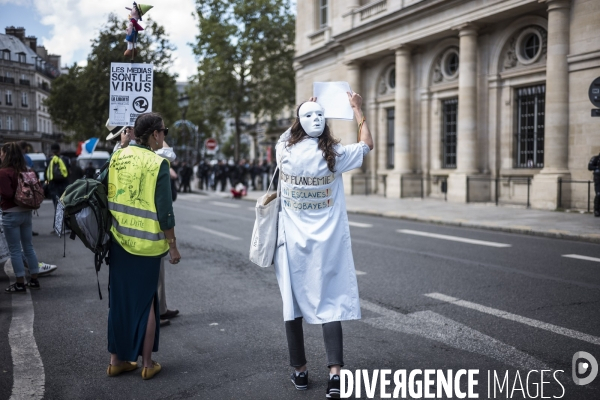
top-left (27, 279), bottom-right (41, 290)
top-left (32, 231), bottom-right (39, 236)
top-left (5, 282), bottom-right (26, 294)
top-left (326, 375), bottom-right (340, 398)
top-left (290, 371), bottom-right (308, 391)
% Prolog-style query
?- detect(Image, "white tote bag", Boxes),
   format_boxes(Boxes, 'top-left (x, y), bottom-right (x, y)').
top-left (249, 166), bottom-right (280, 268)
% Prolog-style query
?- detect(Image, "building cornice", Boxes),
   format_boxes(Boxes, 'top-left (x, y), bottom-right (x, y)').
top-left (295, 0), bottom-right (540, 65)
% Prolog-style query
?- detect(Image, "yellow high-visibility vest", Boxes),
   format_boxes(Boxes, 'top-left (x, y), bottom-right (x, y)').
top-left (107, 146), bottom-right (168, 256)
top-left (46, 155), bottom-right (68, 181)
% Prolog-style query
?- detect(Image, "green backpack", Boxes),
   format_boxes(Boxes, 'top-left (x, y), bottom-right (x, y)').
top-left (60, 178), bottom-right (112, 298)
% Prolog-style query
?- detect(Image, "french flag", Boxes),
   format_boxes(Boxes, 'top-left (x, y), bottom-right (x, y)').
top-left (78, 138), bottom-right (99, 155)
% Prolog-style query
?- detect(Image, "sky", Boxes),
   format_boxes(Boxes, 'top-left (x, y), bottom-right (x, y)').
top-left (0, 0), bottom-right (199, 82)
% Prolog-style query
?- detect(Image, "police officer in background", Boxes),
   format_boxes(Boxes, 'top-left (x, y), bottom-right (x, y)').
top-left (588, 152), bottom-right (600, 217)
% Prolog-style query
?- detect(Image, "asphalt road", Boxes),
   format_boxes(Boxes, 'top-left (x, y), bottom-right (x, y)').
top-left (1, 193), bottom-right (599, 400)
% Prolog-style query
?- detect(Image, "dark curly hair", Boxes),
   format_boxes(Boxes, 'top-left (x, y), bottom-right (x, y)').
top-left (287, 103), bottom-right (340, 173)
top-left (1, 142), bottom-right (27, 172)
top-left (133, 112), bottom-right (163, 147)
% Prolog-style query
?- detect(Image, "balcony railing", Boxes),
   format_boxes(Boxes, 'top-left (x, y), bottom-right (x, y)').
top-left (4, 77), bottom-right (15, 84)
top-left (359, 0), bottom-right (387, 20)
top-left (19, 79), bottom-right (30, 86)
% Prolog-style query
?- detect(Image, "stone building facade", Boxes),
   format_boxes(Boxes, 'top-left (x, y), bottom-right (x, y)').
top-left (0, 27), bottom-right (64, 153)
top-left (294, 0), bottom-right (600, 210)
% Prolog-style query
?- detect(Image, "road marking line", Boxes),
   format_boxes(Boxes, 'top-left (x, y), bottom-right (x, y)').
top-left (355, 270), bottom-right (367, 275)
top-left (397, 229), bottom-right (511, 248)
top-left (174, 204), bottom-right (255, 222)
top-left (425, 292), bottom-right (600, 346)
top-left (192, 225), bottom-right (241, 240)
top-left (348, 221), bottom-right (373, 228)
top-left (4, 260), bottom-right (45, 400)
top-left (360, 299), bottom-right (548, 371)
top-left (563, 254), bottom-right (600, 263)
top-left (353, 238), bottom-right (600, 290)
top-left (210, 201), bottom-right (240, 208)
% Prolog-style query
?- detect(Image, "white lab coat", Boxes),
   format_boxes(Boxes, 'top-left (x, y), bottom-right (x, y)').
top-left (274, 130), bottom-right (369, 324)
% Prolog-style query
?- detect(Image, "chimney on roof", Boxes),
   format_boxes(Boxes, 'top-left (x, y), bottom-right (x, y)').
top-left (48, 55), bottom-right (61, 69)
top-left (25, 36), bottom-right (37, 52)
top-left (36, 45), bottom-right (48, 60)
top-left (5, 26), bottom-right (26, 43)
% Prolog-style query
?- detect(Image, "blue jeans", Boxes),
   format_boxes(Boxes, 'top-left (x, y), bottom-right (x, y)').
top-left (2, 211), bottom-right (39, 278)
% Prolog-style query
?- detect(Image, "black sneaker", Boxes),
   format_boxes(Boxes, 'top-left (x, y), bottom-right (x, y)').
top-left (5, 282), bottom-right (26, 294)
top-left (26, 279), bottom-right (41, 290)
top-left (290, 370), bottom-right (308, 390)
top-left (326, 375), bottom-right (340, 398)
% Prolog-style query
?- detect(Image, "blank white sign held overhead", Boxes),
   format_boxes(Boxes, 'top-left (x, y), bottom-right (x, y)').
top-left (313, 81), bottom-right (354, 120)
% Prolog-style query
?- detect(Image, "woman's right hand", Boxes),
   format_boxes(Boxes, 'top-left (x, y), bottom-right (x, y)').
top-left (168, 246), bottom-right (181, 264)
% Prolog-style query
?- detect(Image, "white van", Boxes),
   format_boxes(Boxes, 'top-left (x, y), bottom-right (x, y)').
top-left (28, 153), bottom-right (48, 181)
top-left (76, 151), bottom-right (111, 174)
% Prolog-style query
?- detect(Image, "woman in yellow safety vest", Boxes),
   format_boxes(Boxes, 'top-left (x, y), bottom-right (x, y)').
top-left (105, 112), bottom-right (181, 380)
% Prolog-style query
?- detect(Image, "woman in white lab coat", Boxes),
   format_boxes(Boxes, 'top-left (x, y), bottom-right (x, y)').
top-left (274, 92), bottom-right (373, 398)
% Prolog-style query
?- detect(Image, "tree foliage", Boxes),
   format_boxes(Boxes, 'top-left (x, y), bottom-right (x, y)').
top-left (46, 14), bottom-right (179, 142)
top-left (189, 0), bottom-right (295, 160)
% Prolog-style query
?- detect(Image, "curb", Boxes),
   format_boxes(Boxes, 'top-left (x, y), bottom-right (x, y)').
top-left (346, 209), bottom-right (600, 245)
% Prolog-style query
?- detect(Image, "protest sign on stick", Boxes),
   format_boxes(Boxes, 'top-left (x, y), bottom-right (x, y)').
top-left (109, 63), bottom-right (154, 126)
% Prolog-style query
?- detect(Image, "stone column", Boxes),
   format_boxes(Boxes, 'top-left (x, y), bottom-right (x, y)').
top-left (420, 89), bottom-right (431, 196)
top-left (448, 24), bottom-right (478, 202)
top-left (386, 45), bottom-right (412, 198)
top-left (531, 0), bottom-right (571, 209)
top-left (456, 25), bottom-right (478, 174)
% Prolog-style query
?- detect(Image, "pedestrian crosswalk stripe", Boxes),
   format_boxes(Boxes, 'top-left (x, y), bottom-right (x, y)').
top-left (562, 254), bottom-right (600, 263)
top-left (360, 299), bottom-right (548, 371)
top-left (397, 229), bottom-right (511, 248)
top-left (425, 292), bottom-right (600, 346)
top-left (210, 201), bottom-right (240, 208)
top-left (348, 221), bottom-right (373, 228)
top-left (355, 270), bottom-right (367, 275)
top-left (192, 225), bottom-right (241, 240)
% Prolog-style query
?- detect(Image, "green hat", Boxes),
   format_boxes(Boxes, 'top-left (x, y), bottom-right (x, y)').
top-left (134, 2), bottom-right (153, 20)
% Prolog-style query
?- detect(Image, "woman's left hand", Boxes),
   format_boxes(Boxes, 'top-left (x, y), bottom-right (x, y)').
top-left (347, 92), bottom-right (363, 110)
top-left (168, 246), bottom-right (181, 264)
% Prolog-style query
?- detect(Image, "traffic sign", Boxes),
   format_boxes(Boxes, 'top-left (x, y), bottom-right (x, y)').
top-left (205, 138), bottom-right (218, 151)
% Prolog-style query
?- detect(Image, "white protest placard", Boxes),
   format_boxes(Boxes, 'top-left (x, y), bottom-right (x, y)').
top-left (109, 63), bottom-right (154, 126)
top-left (313, 81), bottom-right (354, 120)
top-left (54, 201), bottom-right (65, 237)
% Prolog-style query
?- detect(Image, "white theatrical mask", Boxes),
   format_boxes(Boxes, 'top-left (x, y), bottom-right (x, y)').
top-left (298, 102), bottom-right (325, 138)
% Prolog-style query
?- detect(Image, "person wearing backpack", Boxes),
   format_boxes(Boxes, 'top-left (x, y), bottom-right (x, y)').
top-left (45, 143), bottom-right (69, 210)
top-left (0, 142), bottom-right (42, 293)
top-left (105, 112), bottom-right (181, 380)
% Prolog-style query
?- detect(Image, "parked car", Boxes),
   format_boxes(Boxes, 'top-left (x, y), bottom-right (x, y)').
top-left (76, 151), bottom-right (111, 174)
top-left (28, 153), bottom-right (48, 181)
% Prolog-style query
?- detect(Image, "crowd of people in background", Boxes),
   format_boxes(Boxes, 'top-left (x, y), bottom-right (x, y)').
top-left (171, 158), bottom-right (279, 197)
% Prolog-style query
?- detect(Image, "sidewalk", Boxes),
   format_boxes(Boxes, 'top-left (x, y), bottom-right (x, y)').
top-left (198, 188), bottom-right (600, 244)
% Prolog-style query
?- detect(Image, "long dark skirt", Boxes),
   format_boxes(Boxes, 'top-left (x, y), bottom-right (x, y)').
top-left (107, 240), bottom-right (161, 361)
